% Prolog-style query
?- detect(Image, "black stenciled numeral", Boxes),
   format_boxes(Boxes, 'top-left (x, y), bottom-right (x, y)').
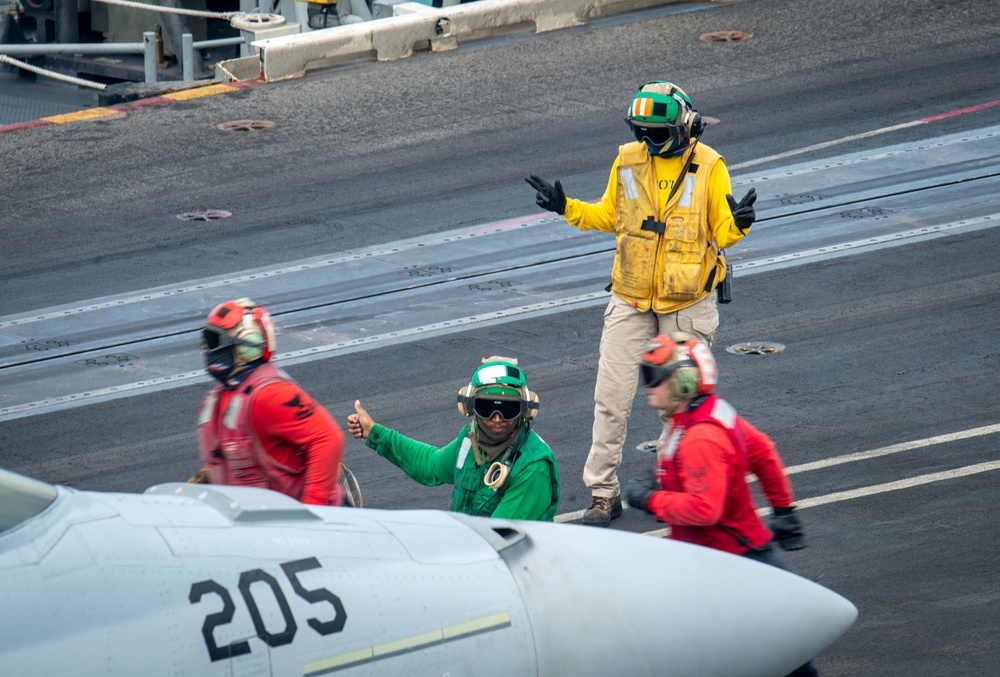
top-left (189, 580), bottom-right (252, 662)
top-left (281, 557), bottom-right (348, 635)
top-left (239, 569), bottom-right (297, 648)
top-left (190, 557), bottom-right (347, 662)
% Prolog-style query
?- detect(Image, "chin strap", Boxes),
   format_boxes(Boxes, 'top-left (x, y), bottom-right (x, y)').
top-left (469, 429), bottom-right (484, 467)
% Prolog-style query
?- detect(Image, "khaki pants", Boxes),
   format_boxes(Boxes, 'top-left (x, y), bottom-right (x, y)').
top-left (583, 293), bottom-right (719, 498)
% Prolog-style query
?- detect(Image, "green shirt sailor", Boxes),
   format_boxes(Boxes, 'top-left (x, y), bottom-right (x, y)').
top-left (347, 357), bottom-right (560, 521)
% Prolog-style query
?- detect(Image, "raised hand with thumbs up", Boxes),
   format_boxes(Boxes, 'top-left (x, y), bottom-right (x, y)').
top-left (347, 400), bottom-right (376, 440)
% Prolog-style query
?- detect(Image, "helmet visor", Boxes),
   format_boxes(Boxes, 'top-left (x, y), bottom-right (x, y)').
top-left (204, 343), bottom-right (237, 383)
top-left (472, 397), bottom-right (524, 421)
top-left (202, 326), bottom-right (250, 353)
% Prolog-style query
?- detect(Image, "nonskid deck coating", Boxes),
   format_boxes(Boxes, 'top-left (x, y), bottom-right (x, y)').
top-left (1, 125), bottom-right (998, 419)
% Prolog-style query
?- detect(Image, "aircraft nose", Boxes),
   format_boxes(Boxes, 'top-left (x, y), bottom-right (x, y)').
top-left (500, 521), bottom-right (857, 677)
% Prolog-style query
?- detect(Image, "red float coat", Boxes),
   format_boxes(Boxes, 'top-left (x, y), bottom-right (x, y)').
top-left (742, 418), bottom-right (795, 510)
top-left (198, 363), bottom-right (345, 506)
top-left (648, 396), bottom-right (778, 554)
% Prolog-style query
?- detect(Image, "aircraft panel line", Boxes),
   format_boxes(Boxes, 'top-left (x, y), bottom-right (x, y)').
top-left (302, 611), bottom-right (512, 676)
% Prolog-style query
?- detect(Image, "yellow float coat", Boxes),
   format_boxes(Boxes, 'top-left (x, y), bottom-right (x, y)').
top-left (563, 141), bottom-right (748, 314)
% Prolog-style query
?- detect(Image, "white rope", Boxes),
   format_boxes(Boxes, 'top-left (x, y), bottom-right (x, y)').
top-left (89, 0), bottom-right (239, 20)
top-left (0, 54), bottom-right (107, 90)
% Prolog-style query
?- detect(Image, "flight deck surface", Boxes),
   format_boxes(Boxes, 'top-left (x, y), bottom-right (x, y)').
top-left (1, 125), bottom-right (998, 419)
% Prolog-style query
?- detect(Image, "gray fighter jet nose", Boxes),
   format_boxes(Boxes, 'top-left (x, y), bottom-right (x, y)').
top-left (495, 520), bottom-right (857, 677)
top-left (1, 473), bottom-right (856, 677)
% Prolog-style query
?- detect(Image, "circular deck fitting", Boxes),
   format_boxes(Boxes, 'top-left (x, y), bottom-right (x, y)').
top-left (216, 119), bottom-right (275, 132)
top-left (635, 440), bottom-right (658, 453)
top-left (700, 30), bottom-right (752, 43)
top-left (726, 341), bottom-right (786, 356)
top-left (230, 12), bottom-right (286, 30)
top-left (177, 209), bottom-right (232, 222)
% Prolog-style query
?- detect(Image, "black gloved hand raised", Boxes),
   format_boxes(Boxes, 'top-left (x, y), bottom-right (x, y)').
top-left (525, 175), bottom-right (567, 215)
top-left (768, 506), bottom-right (807, 551)
top-left (726, 187), bottom-right (757, 233)
top-left (624, 475), bottom-right (659, 513)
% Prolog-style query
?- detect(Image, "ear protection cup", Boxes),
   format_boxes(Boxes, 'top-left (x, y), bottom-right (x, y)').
top-left (457, 384), bottom-right (474, 417)
top-left (672, 95), bottom-right (702, 139)
top-left (249, 304), bottom-right (276, 362)
top-left (683, 338), bottom-right (718, 394)
top-left (687, 111), bottom-right (704, 138)
top-left (237, 329), bottom-right (266, 362)
top-left (671, 366), bottom-right (700, 398)
top-left (663, 84), bottom-right (696, 137)
top-left (484, 461), bottom-right (511, 490)
top-left (232, 308), bottom-right (267, 362)
top-left (523, 388), bottom-right (539, 420)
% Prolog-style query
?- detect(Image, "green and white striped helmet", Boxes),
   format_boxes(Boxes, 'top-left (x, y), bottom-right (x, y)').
top-left (457, 356), bottom-right (539, 421)
top-left (627, 81), bottom-right (703, 143)
top-left (471, 357), bottom-right (528, 398)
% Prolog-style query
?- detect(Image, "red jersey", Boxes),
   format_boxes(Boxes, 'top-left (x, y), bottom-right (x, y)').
top-left (648, 396), bottom-right (774, 554)
top-left (742, 418), bottom-right (795, 509)
top-left (198, 364), bottom-right (345, 506)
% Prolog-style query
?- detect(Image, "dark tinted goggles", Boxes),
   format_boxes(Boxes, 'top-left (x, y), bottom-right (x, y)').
top-left (639, 363), bottom-right (675, 388)
top-left (631, 124), bottom-right (681, 146)
top-left (472, 397), bottom-right (524, 421)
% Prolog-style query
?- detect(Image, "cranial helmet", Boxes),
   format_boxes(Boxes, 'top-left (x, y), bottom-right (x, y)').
top-left (457, 356), bottom-right (539, 421)
top-left (201, 298), bottom-right (277, 382)
top-left (639, 332), bottom-right (718, 401)
top-left (626, 81), bottom-right (705, 148)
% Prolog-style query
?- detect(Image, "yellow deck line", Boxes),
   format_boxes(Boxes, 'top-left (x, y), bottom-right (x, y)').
top-left (36, 83), bottom-right (238, 126)
top-left (303, 611), bottom-right (511, 676)
top-left (163, 84), bottom-right (239, 101)
top-left (43, 108), bottom-right (120, 124)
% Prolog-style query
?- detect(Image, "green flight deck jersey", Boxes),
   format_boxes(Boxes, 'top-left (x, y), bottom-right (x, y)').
top-left (365, 422), bottom-right (560, 521)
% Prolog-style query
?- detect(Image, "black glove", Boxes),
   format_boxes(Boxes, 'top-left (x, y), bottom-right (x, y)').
top-left (624, 475), bottom-right (659, 513)
top-left (726, 187), bottom-right (757, 233)
top-left (768, 506), bottom-right (807, 551)
top-left (525, 175), bottom-right (567, 215)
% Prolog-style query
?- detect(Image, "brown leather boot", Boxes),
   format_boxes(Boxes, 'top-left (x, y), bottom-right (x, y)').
top-left (581, 495), bottom-right (623, 527)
